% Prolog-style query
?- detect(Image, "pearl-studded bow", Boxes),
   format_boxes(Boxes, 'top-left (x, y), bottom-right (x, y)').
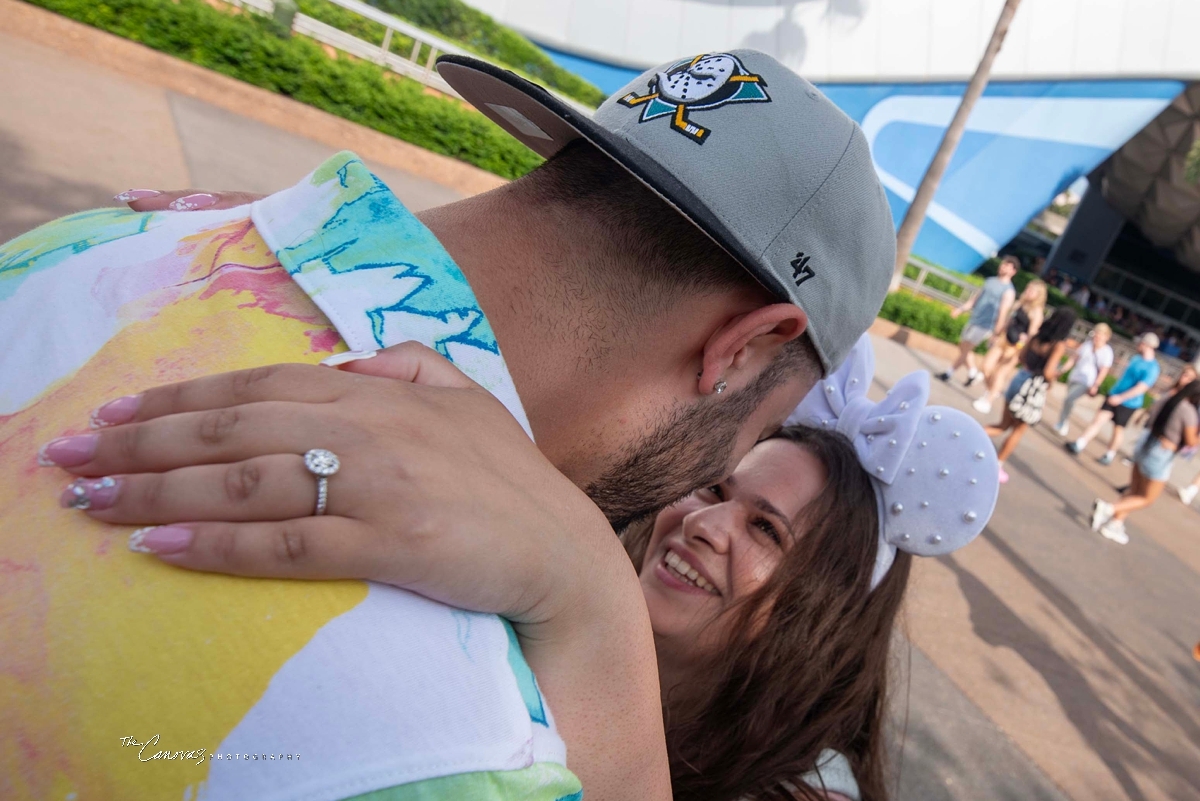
top-left (787, 335), bottom-right (1000, 589)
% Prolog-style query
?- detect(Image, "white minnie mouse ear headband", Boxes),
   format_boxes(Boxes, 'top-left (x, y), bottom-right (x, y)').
top-left (786, 334), bottom-right (1000, 589)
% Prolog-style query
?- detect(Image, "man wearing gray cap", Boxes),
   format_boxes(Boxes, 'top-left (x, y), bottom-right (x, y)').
top-left (13, 50), bottom-right (894, 801)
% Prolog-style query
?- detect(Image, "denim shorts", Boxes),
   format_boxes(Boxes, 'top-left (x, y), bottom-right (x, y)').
top-left (1134, 432), bottom-right (1176, 482)
top-left (1005, 369), bottom-right (1031, 403)
top-left (961, 324), bottom-right (992, 346)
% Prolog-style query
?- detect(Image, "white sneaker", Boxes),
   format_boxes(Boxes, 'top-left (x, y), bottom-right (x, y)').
top-left (1180, 485), bottom-right (1199, 506)
top-left (1099, 518), bottom-right (1129, 545)
top-left (1055, 421), bottom-right (1070, 437)
top-left (1091, 499), bottom-right (1114, 531)
top-left (972, 397), bottom-right (993, 415)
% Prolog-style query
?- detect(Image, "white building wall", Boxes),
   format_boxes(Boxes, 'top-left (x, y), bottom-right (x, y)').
top-left (463, 0), bottom-right (1200, 81)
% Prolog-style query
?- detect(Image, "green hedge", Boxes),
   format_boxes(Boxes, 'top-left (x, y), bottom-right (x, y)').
top-left (26, 0), bottom-right (543, 179)
top-left (879, 291), bottom-right (966, 344)
top-left (366, 0), bottom-right (606, 107)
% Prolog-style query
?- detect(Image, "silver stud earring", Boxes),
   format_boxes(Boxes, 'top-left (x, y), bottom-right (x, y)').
top-left (714, 380), bottom-right (727, 395)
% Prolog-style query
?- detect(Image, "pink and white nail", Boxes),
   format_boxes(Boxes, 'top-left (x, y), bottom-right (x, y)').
top-left (320, 350), bottom-right (378, 367)
top-left (37, 434), bottom-right (99, 468)
top-left (113, 189), bottom-right (163, 203)
top-left (167, 193), bottom-right (218, 211)
top-left (61, 476), bottom-right (120, 511)
top-left (89, 394), bottom-right (142, 428)
top-left (129, 526), bottom-right (193, 555)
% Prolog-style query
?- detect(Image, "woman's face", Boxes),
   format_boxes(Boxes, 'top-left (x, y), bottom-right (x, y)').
top-left (1092, 329), bottom-right (1110, 348)
top-left (1178, 365), bottom-right (1197, 389)
top-left (639, 439), bottom-right (828, 660)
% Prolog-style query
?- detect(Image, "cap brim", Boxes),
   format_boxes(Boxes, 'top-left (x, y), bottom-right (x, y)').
top-left (436, 55), bottom-right (791, 303)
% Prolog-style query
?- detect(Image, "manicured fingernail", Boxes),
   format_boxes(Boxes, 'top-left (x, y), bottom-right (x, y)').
top-left (113, 189), bottom-right (162, 203)
top-left (89, 394), bottom-right (143, 429)
top-left (60, 476), bottom-right (121, 510)
top-left (167, 193), bottom-right (217, 211)
top-left (129, 526), bottom-right (193, 554)
top-left (37, 434), bottom-right (99, 467)
top-left (320, 350), bottom-right (378, 367)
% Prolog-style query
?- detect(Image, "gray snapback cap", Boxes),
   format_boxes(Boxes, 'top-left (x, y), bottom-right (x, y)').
top-left (437, 50), bottom-right (895, 373)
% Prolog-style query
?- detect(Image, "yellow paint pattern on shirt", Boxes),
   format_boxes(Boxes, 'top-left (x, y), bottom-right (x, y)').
top-left (0, 222), bottom-right (360, 801)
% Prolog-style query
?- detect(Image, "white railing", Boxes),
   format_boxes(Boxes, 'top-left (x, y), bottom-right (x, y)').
top-left (227, 0), bottom-right (594, 116)
top-left (899, 256), bottom-right (980, 308)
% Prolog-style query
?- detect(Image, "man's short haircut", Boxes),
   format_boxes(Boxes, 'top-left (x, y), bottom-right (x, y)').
top-left (1000, 254), bottom-right (1021, 269)
top-left (517, 140), bottom-right (757, 295)
top-left (515, 140), bottom-right (822, 383)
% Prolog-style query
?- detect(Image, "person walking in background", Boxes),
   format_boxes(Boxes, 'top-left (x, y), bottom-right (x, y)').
top-left (972, 280), bottom-right (1047, 415)
top-left (938, 255), bottom-right (1018, 387)
top-left (1166, 364), bottom-right (1200, 506)
top-left (1054, 323), bottom-right (1114, 437)
top-left (1066, 333), bottom-right (1161, 465)
top-left (1113, 363), bottom-right (1196, 495)
top-left (1090, 381), bottom-right (1200, 544)
top-left (982, 308), bottom-right (1078, 484)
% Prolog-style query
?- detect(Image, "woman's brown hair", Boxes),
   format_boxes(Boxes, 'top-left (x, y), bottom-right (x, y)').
top-left (623, 424), bottom-right (911, 801)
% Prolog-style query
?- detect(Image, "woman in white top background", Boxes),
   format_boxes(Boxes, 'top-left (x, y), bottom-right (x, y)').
top-left (1055, 323), bottom-right (1115, 437)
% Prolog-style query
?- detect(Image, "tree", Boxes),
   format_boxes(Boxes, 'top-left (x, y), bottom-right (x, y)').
top-left (891, 0), bottom-right (1024, 289)
top-left (1186, 138), bottom-right (1200, 184)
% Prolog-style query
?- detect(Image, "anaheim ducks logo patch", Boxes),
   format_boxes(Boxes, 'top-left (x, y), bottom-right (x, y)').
top-left (618, 53), bottom-right (770, 144)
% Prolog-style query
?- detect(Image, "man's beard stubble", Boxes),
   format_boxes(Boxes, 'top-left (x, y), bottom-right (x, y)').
top-left (583, 382), bottom-right (768, 533)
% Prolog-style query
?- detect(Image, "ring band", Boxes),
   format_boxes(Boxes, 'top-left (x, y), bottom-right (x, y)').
top-left (303, 449), bottom-right (341, 516)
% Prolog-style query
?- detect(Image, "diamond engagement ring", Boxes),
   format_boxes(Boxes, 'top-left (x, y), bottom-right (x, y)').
top-left (303, 449), bottom-right (340, 516)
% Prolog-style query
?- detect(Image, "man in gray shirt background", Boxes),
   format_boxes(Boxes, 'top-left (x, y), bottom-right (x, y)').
top-left (938, 255), bottom-right (1018, 386)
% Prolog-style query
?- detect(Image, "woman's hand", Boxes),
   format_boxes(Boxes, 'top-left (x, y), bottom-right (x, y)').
top-left (40, 342), bottom-right (671, 800)
top-left (43, 343), bottom-right (610, 626)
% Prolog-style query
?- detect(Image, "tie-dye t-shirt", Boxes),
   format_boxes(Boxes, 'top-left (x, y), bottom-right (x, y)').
top-left (0, 152), bottom-right (581, 801)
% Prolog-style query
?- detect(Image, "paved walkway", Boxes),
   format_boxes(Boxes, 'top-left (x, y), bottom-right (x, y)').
top-left (0, 0), bottom-right (504, 241)
top-left (874, 334), bottom-right (1200, 801)
top-left (2, 5), bottom-right (1198, 799)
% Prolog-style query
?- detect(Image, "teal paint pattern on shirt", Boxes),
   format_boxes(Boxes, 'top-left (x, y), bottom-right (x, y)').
top-left (0, 208), bottom-right (155, 301)
top-left (502, 619), bottom-right (549, 727)
top-left (276, 157), bottom-right (499, 359)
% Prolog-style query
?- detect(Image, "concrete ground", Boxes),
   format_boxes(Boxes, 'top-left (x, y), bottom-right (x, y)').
top-left (3, 5), bottom-right (1198, 799)
top-left (0, 30), bottom-right (460, 242)
top-left (874, 334), bottom-right (1200, 801)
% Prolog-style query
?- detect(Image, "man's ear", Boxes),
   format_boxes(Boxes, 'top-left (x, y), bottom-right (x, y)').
top-left (698, 304), bottom-right (808, 395)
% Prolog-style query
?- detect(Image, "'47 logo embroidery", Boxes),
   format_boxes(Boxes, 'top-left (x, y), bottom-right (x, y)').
top-left (790, 252), bottom-right (815, 286)
top-left (618, 53), bottom-right (770, 143)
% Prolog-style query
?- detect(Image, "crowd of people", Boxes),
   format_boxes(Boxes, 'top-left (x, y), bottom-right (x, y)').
top-left (1038, 264), bottom-right (1198, 363)
top-left (939, 256), bottom-right (1199, 543)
